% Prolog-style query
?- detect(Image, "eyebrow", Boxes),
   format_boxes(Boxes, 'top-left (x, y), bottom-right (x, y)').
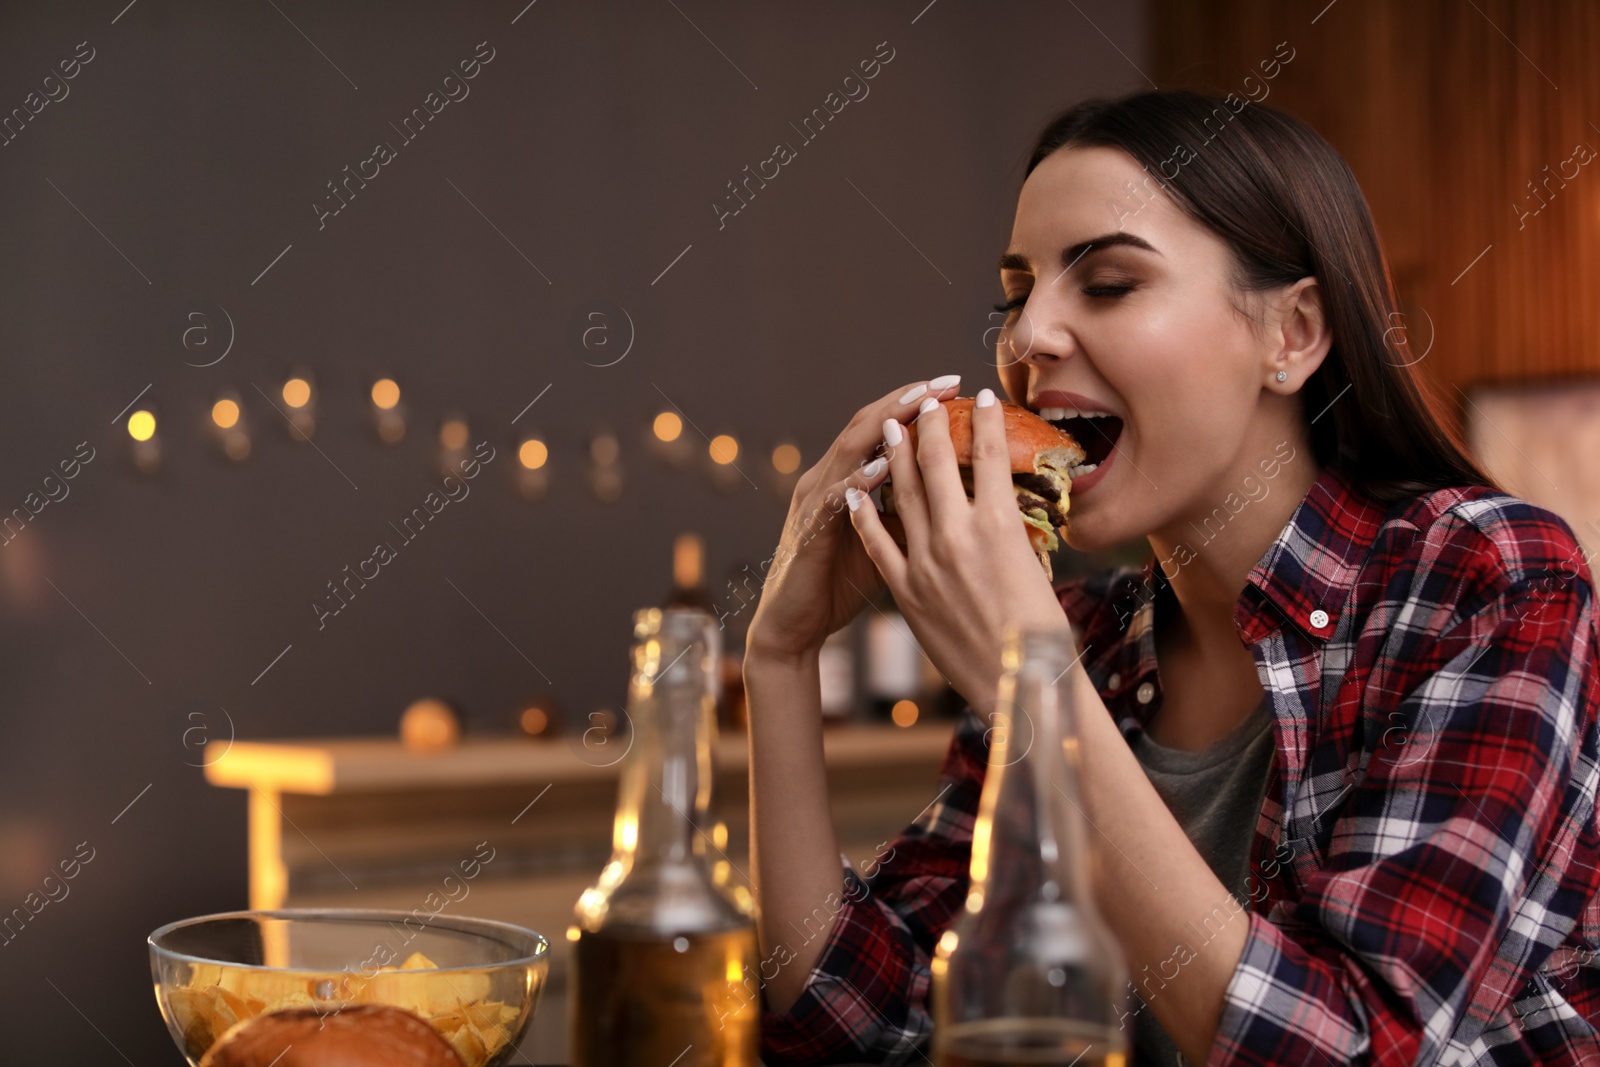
top-left (998, 232), bottom-right (1160, 273)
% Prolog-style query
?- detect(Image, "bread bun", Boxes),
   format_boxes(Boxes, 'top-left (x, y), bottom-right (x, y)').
top-left (904, 397), bottom-right (1086, 474)
top-left (199, 1004), bottom-right (464, 1067)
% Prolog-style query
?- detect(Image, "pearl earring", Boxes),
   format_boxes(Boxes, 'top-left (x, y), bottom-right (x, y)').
top-left (1275, 371), bottom-right (1288, 382)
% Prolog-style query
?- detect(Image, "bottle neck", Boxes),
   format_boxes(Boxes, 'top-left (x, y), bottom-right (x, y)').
top-left (969, 627), bottom-right (1091, 908)
top-left (612, 610), bottom-right (720, 869)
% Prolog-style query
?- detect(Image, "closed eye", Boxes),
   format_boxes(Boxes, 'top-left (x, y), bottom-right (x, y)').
top-left (997, 281), bottom-right (1136, 311)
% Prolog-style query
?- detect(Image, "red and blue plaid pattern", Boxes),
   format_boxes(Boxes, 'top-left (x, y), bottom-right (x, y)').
top-left (759, 466), bottom-right (1600, 1065)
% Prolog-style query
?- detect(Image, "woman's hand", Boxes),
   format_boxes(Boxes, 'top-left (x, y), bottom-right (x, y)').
top-left (846, 387), bottom-right (1071, 711)
top-left (745, 374), bottom-right (963, 666)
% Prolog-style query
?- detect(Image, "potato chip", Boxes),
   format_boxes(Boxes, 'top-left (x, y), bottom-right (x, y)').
top-left (446, 1019), bottom-right (488, 1065)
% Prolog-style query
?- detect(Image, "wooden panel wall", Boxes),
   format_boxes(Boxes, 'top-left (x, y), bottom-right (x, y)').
top-left (1154, 0), bottom-right (1600, 390)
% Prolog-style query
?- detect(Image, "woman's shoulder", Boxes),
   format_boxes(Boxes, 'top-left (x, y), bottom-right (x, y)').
top-left (1377, 481), bottom-right (1594, 595)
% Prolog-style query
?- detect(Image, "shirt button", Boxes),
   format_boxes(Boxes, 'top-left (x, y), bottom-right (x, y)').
top-left (1107, 672), bottom-right (1122, 689)
top-left (1309, 609), bottom-right (1330, 630)
top-left (1136, 681), bottom-right (1156, 705)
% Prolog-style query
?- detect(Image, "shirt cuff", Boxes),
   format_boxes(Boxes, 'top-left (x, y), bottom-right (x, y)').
top-left (760, 860), bottom-right (933, 1065)
top-left (1206, 911), bottom-right (1371, 1067)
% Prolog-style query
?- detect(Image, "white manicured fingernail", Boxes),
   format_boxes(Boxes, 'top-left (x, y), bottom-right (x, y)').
top-left (898, 383), bottom-right (928, 404)
top-left (928, 374), bottom-right (961, 392)
top-left (918, 396), bottom-right (939, 415)
top-left (976, 387), bottom-right (996, 408)
top-left (883, 419), bottom-right (903, 446)
top-left (845, 487), bottom-right (863, 512)
top-left (861, 457), bottom-right (886, 478)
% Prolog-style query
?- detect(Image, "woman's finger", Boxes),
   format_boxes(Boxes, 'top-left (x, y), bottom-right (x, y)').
top-left (849, 453), bottom-right (890, 493)
top-left (881, 415), bottom-right (929, 553)
top-left (967, 387), bottom-right (1014, 507)
top-left (794, 454), bottom-right (892, 551)
top-left (910, 395), bottom-right (969, 520)
top-left (846, 483), bottom-right (908, 590)
top-left (817, 375), bottom-right (964, 485)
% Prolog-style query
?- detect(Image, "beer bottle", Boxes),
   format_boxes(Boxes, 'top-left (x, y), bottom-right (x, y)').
top-left (664, 533), bottom-right (714, 612)
top-left (932, 625), bottom-right (1130, 1066)
top-left (569, 606), bottom-right (759, 1066)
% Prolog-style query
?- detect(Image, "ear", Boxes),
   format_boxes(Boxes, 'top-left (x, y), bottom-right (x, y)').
top-left (1263, 276), bottom-right (1332, 392)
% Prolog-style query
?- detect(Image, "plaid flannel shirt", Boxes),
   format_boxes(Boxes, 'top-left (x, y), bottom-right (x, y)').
top-left (760, 465), bottom-right (1600, 1065)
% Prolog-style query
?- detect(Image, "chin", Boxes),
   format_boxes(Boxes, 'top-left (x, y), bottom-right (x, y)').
top-left (1062, 491), bottom-right (1155, 556)
top-left (1061, 513), bottom-right (1125, 555)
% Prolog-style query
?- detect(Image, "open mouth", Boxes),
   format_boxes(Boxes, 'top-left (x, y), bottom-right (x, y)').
top-left (1036, 407), bottom-right (1123, 477)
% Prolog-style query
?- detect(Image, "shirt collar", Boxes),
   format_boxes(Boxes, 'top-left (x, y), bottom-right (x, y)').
top-left (1084, 465), bottom-right (1384, 728)
top-left (1233, 464), bottom-right (1387, 646)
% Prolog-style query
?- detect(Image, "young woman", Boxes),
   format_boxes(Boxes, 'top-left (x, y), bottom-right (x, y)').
top-left (743, 90), bottom-right (1600, 1066)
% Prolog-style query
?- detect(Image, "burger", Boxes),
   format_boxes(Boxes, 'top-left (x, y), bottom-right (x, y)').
top-left (879, 397), bottom-right (1087, 579)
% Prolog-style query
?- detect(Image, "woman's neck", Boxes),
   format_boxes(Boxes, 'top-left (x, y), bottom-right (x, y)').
top-left (1148, 437), bottom-right (1321, 647)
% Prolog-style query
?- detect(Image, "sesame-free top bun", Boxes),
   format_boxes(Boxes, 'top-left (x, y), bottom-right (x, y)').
top-left (199, 1004), bottom-right (464, 1067)
top-left (906, 397), bottom-right (1086, 474)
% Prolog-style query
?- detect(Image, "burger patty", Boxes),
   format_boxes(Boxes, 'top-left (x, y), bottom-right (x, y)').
top-left (1012, 471), bottom-right (1070, 528)
top-left (1014, 484), bottom-right (1067, 531)
top-left (882, 468), bottom-right (1070, 532)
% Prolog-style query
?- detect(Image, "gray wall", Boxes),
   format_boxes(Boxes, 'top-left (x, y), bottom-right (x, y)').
top-left (0, 0), bottom-right (1148, 1060)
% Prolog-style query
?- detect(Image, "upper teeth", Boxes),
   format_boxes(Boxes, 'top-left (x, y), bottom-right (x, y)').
top-left (1038, 406), bottom-right (1111, 420)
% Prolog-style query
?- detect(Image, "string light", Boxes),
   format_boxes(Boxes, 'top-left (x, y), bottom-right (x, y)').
top-left (653, 411), bottom-right (683, 442)
top-left (436, 415), bottom-right (470, 479)
top-left (279, 372), bottom-right (317, 440)
top-left (207, 392), bottom-right (251, 461)
top-left (518, 439), bottom-right (549, 469)
top-left (440, 417), bottom-right (469, 451)
top-left (370, 377), bottom-right (405, 444)
top-left (282, 378), bottom-right (312, 408)
top-left (113, 388), bottom-right (813, 503)
top-left (589, 433), bottom-right (623, 502)
top-left (371, 379), bottom-right (401, 410)
top-left (127, 410), bottom-right (156, 442)
top-left (211, 399), bottom-right (240, 429)
top-left (223, 433), bottom-right (251, 460)
top-left (519, 706), bottom-right (549, 736)
top-left (517, 432), bottom-right (551, 500)
top-left (891, 700), bottom-right (919, 728)
top-left (126, 408), bottom-right (160, 475)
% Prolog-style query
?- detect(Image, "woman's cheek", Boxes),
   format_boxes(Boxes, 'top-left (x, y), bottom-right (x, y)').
top-left (998, 361), bottom-right (1029, 405)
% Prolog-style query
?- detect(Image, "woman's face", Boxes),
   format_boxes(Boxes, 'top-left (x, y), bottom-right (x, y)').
top-left (996, 145), bottom-right (1296, 553)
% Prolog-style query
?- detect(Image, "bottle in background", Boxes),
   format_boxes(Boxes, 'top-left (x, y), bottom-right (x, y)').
top-left (569, 607), bottom-right (759, 1067)
top-left (664, 532), bottom-right (714, 612)
top-left (932, 625), bottom-right (1129, 1066)
top-left (864, 590), bottom-right (922, 724)
top-left (818, 625), bottom-right (858, 725)
top-left (716, 561), bottom-right (755, 732)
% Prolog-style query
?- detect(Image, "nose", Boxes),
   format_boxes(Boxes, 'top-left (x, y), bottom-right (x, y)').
top-left (996, 301), bottom-right (1068, 403)
top-left (1000, 299), bottom-right (1072, 372)
top-left (992, 313), bottom-right (1056, 404)
top-left (992, 300), bottom-right (1068, 409)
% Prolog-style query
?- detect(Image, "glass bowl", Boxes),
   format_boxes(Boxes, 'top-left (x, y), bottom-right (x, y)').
top-left (149, 908), bottom-right (549, 1067)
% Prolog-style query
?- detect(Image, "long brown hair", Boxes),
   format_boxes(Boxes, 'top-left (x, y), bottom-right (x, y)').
top-left (1026, 89), bottom-right (1495, 504)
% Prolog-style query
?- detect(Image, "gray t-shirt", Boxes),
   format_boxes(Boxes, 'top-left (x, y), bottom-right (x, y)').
top-left (1128, 695), bottom-right (1276, 1067)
